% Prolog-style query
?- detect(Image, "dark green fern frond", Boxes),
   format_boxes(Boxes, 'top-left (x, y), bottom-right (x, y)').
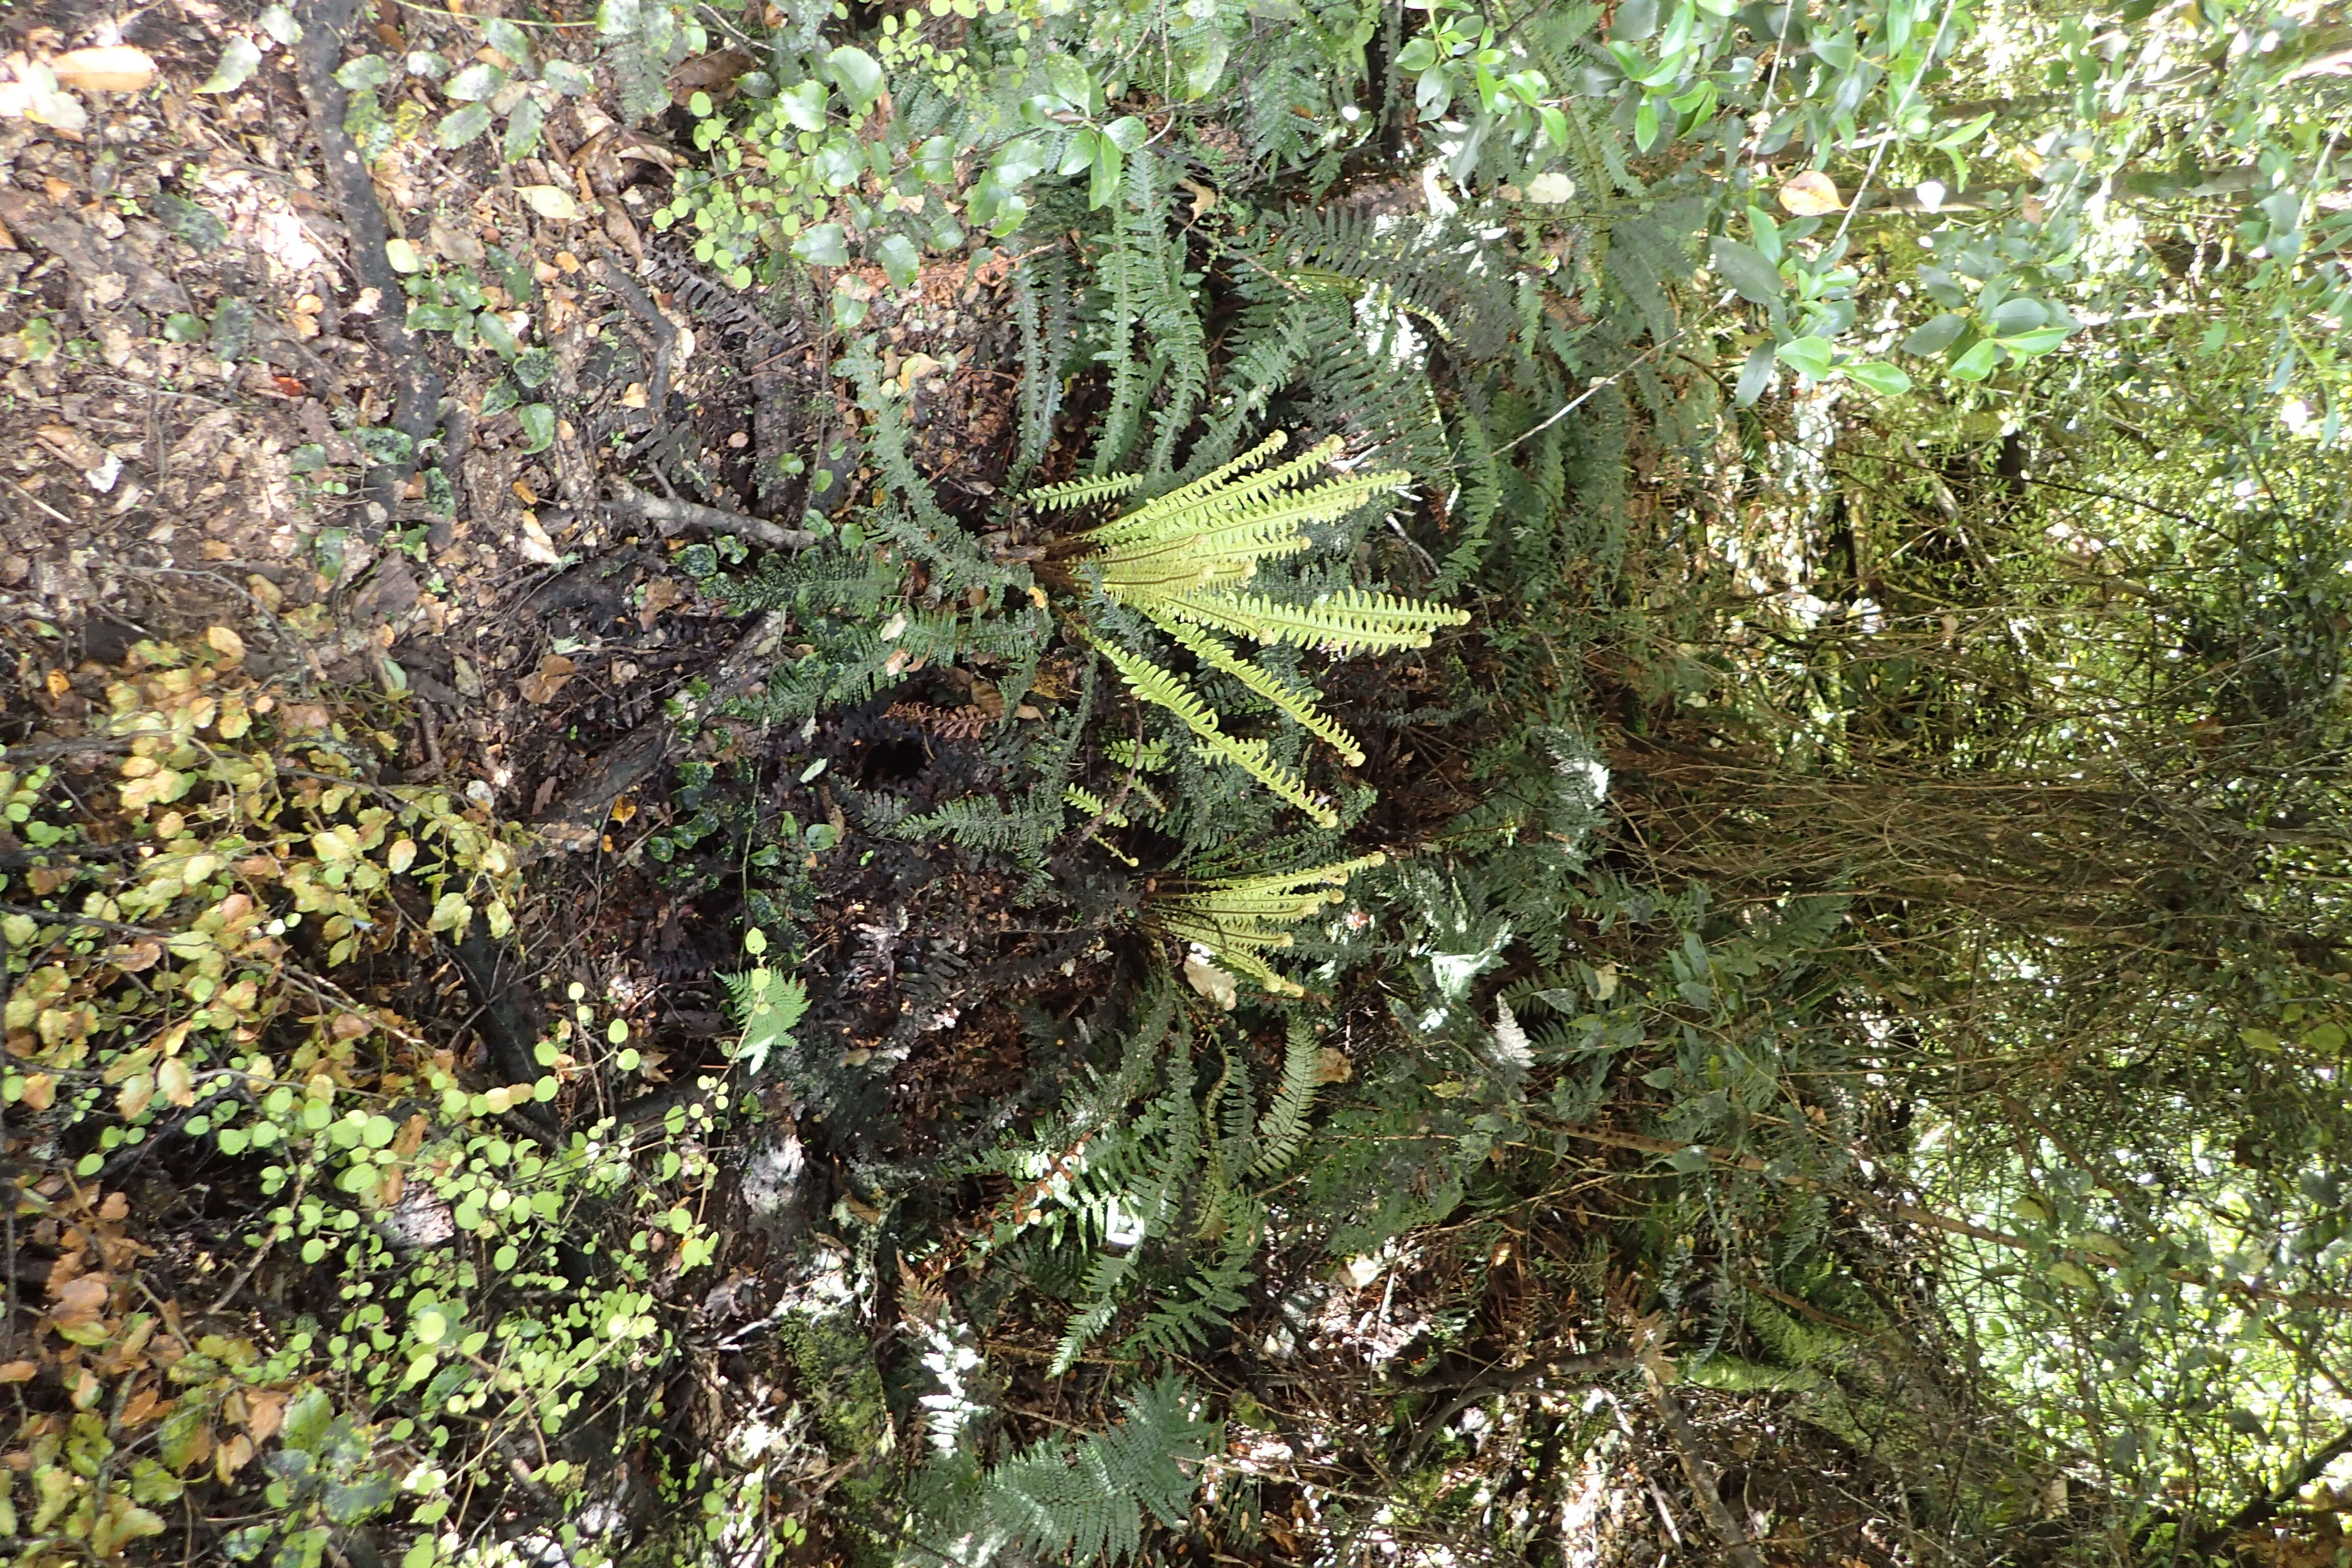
top-left (968, 1377), bottom-right (1217, 1566)
top-left (1251, 1018), bottom-right (1322, 1177)
top-left (1266, 207), bottom-right (1521, 361)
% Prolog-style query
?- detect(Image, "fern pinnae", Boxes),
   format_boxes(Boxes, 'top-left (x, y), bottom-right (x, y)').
top-left (1095, 437), bottom-right (1359, 545)
top-left (1157, 586), bottom-right (1469, 653)
top-left (1162, 621), bottom-right (1365, 766)
top-left (1026, 471), bottom-right (1146, 512)
top-left (1095, 642), bottom-right (1334, 825)
top-left (1252, 1020), bottom-right (1321, 1177)
top-left (1124, 430), bottom-right (1290, 525)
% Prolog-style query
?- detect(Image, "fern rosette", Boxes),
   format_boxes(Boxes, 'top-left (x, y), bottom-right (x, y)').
top-left (1028, 431), bottom-right (1468, 828)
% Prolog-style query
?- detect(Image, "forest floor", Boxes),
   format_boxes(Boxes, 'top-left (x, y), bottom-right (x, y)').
top-left (0, 5), bottom-right (2130, 1566)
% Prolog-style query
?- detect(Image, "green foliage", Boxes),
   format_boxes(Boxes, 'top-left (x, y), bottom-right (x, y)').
top-left (1039, 430), bottom-right (1465, 824)
top-left (942, 1376), bottom-right (1218, 1566)
top-left (1147, 853), bottom-right (1385, 996)
top-left (0, 631), bottom-right (821, 1566)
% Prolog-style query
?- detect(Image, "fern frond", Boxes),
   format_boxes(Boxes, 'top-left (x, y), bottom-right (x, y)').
top-left (1095, 642), bottom-right (1334, 826)
top-left (1051, 1247), bottom-right (1142, 1376)
top-left (1155, 586), bottom-right (1470, 653)
top-left (1025, 472), bottom-right (1146, 512)
top-left (1252, 1020), bottom-right (1321, 1177)
top-left (1161, 621), bottom-right (1365, 767)
top-left (974, 1377), bottom-right (1216, 1564)
top-left (1146, 854), bottom-right (1380, 994)
top-left (1121, 430), bottom-right (1288, 526)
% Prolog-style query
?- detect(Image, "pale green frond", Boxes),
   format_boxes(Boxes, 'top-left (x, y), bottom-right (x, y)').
top-left (1196, 851), bottom-right (1386, 896)
top-left (1024, 471), bottom-right (1147, 512)
top-left (1095, 476), bottom-right (1399, 584)
top-left (1095, 643), bottom-right (1335, 826)
top-left (1162, 622), bottom-right (1366, 767)
top-left (1085, 435), bottom-right (1349, 547)
top-left (1115, 430), bottom-right (1289, 528)
top-left (1064, 783), bottom-right (1130, 829)
top-left (1153, 904), bottom-right (1302, 950)
top-left (1174, 930), bottom-right (1304, 997)
top-left (1126, 462), bottom-right (1399, 548)
top-left (1157, 587), bottom-right (1470, 653)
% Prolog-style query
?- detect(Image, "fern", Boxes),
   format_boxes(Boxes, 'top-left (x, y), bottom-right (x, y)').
top-left (1008, 252), bottom-right (1073, 488)
top-left (719, 964), bottom-right (810, 1079)
top-left (1162, 620), bottom-right (1365, 767)
top-left (1124, 1219), bottom-right (1254, 1359)
top-left (1032, 430), bottom-right (1463, 822)
top-left (1251, 1019), bottom-right (1322, 1177)
top-left (1156, 585), bottom-right (1466, 653)
top-left (961, 1377), bottom-right (1217, 1567)
top-left (1095, 640), bottom-right (1331, 826)
top-left (1146, 853), bottom-right (1384, 995)
top-left (1027, 472), bottom-right (1145, 513)
top-left (1266, 207), bottom-right (1522, 362)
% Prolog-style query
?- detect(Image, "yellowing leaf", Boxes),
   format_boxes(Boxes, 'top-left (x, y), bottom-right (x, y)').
top-left (428, 892), bottom-right (473, 937)
top-left (1182, 949), bottom-right (1239, 1010)
top-left (519, 183), bottom-right (584, 220)
top-left (386, 838), bottom-right (418, 874)
top-left (1778, 170), bottom-right (1845, 214)
top-left (206, 625), bottom-right (245, 660)
top-left (158, 1057), bottom-right (195, 1108)
top-left (116, 1070), bottom-right (156, 1121)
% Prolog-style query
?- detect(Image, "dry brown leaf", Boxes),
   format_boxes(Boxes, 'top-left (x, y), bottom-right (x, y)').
top-left (216, 1432), bottom-right (255, 1479)
top-left (1311, 1046), bottom-right (1354, 1085)
top-left (518, 183), bottom-right (583, 222)
top-left (242, 1388), bottom-right (287, 1442)
top-left (116, 1071), bottom-right (155, 1121)
top-left (518, 654), bottom-right (575, 706)
top-left (98, 1191), bottom-right (128, 1222)
top-left (1778, 170), bottom-right (1845, 214)
top-left (50, 44), bottom-right (154, 92)
top-left (35, 423), bottom-right (107, 470)
top-left (50, 1272), bottom-right (109, 1324)
top-left (0, 1361), bottom-right (37, 1384)
top-left (666, 46), bottom-right (755, 104)
top-left (206, 625), bottom-right (246, 660)
top-left (19, 1073), bottom-right (53, 1111)
top-left (393, 1112), bottom-right (429, 1157)
top-left (158, 1056), bottom-right (194, 1108)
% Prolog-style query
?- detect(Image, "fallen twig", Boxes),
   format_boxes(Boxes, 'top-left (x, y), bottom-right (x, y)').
top-left (606, 479), bottom-right (816, 551)
top-left (1634, 1325), bottom-right (1770, 1568)
top-left (292, 0), bottom-right (445, 540)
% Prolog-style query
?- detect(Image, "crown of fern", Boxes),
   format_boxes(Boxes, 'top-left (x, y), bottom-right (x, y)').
top-left (1147, 853), bottom-right (1385, 995)
top-left (1026, 433), bottom-right (1466, 824)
